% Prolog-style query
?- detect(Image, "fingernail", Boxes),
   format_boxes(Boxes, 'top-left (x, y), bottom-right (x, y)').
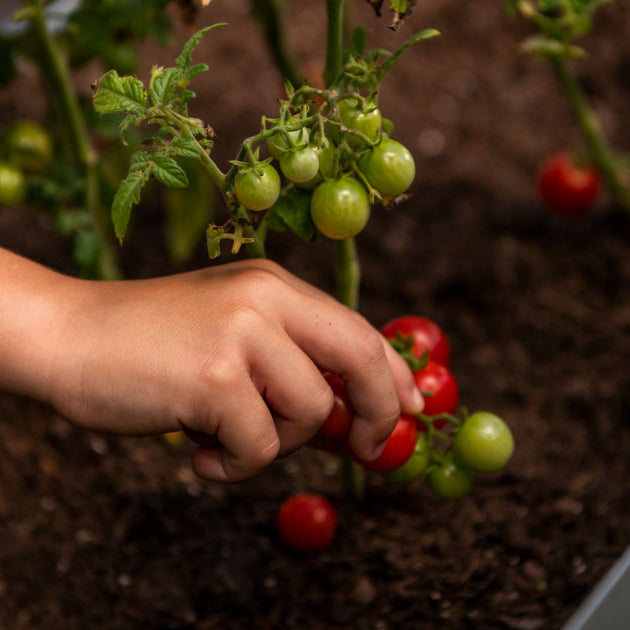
top-left (412, 387), bottom-right (425, 413)
top-left (370, 440), bottom-right (388, 460)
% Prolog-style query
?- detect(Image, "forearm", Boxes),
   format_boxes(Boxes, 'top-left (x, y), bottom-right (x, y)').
top-left (0, 247), bottom-right (78, 403)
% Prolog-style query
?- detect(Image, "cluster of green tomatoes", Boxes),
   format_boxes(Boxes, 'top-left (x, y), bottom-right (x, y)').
top-left (229, 88), bottom-right (416, 240)
top-left (0, 120), bottom-right (53, 207)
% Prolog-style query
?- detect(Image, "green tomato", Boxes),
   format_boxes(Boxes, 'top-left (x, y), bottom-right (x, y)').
top-left (358, 138), bottom-right (415, 197)
top-left (280, 147), bottom-right (320, 183)
top-left (428, 455), bottom-right (474, 500)
top-left (452, 412), bottom-right (514, 473)
top-left (6, 121), bottom-right (53, 173)
top-left (234, 163), bottom-right (281, 211)
top-left (310, 176), bottom-right (370, 240)
top-left (298, 145), bottom-right (336, 190)
top-left (0, 162), bottom-right (26, 206)
top-left (338, 99), bottom-right (381, 148)
top-left (383, 436), bottom-right (430, 484)
top-left (267, 119), bottom-right (309, 159)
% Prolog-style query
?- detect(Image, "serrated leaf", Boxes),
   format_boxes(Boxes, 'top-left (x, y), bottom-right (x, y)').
top-left (170, 136), bottom-right (201, 159)
top-left (176, 24), bottom-right (226, 71)
top-left (152, 155), bottom-right (189, 189)
top-left (93, 69), bottom-right (146, 114)
top-left (112, 169), bottom-right (151, 242)
top-left (149, 66), bottom-right (183, 106)
top-left (266, 188), bottom-right (315, 241)
top-left (186, 62), bottom-right (209, 80)
top-left (129, 150), bottom-right (153, 173)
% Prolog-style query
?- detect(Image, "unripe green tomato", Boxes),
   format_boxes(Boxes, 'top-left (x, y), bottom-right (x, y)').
top-left (234, 163), bottom-right (281, 211)
top-left (279, 147), bottom-right (320, 183)
top-left (338, 99), bottom-right (381, 148)
top-left (267, 119), bottom-right (309, 159)
top-left (6, 121), bottom-right (53, 173)
top-left (452, 412), bottom-right (514, 473)
top-left (383, 436), bottom-right (430, 484)
top-left (0, 162), bottom-right (26, 206)
top-left (428, 455), bottom-right (474, 500)
top-left (358, 138), bottom-right (415, 197)
top-left (298, 145), bottom-right (336, 190)
top-left (310, 176), bottom-right (370, 240)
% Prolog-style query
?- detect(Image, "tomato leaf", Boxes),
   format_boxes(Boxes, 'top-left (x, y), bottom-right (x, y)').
top-left (111, 168), bottom-right (151, 242)
top-left (266, 188), bottom-right (315, 241)
top-left (170, 136), bottom-right (200, 160)
top-left (151, 156), bottom-right (189, 189)
top-left (175, 24), bottom-right (226, 71)
top-left (149, 66), bottom-right (182, 106)
top-left (93, 70), bottom-right (147, 114)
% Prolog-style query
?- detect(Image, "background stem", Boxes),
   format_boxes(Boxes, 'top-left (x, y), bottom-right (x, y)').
top-left (551, 56), bottom-right (630, 213)
top-left (324, 0), bottom-right (345, 87)
top-left (30, 0), bottom-right (122, 279)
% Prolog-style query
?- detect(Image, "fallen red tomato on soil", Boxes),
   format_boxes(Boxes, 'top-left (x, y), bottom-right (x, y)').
top-left (537, 151), bottom-right (601, 217)
top-left (276, 493), bottom-right (338, 553)
top-left (381, 315), bottom-right (451, 367)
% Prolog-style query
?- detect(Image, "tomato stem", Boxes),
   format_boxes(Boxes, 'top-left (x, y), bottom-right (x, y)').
top-left (324, 0), bottom-right (346, 88)
top-left (550, 56), bottom-right (630, 213)
top-left (28, 0), bottom-right (122, 279)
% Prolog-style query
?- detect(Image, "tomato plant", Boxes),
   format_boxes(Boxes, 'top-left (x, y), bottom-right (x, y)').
top-left (310, 176), bottom-right (370, 240)
top-left (382, 435), bottom-right (430, 483)
top-left (5, 120), bottom-right (53, 173)
top-left (352, 414), bottom-right (418, 472)
top-left (358, 138), bottom-right (415, 198)
top-left (428, 454), bottom-right (474, 500)
top-left (234, 162), bottom-right (281, 211)
top-left (537, 151), bottom-right (601, 217)
top-left (338, 98), bottom-right (382, 147)
top-left (276, 493), bottom-right (338, 553)
top-left (279, 147), bottom-right (320, 183)
top-left (0, 162), bottom-right (26, 206)
top-left (413, 361), bottom-right (459, 420)
top-left (381, 315), bottom-right (451, 367)
top-left (452, 411), bottom-right (514, 473)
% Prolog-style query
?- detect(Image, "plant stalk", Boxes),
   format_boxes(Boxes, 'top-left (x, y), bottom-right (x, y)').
top-left (324, 0), bottom-right (345, 87)
top-left (29, 0), bottom-right (122, 279)
top-left (550, 56), bottom-right (630, 213)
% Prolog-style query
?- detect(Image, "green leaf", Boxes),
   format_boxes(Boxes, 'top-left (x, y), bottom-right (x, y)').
top-left (186, 62), bottom-right (209, 80)
top-left (149, 66), bottom-right (182, 106)
top-left (176, 24), bottom-right (226, 71)
top-left (93, 70), bottom-right (147, 114)
top-left (377, 28), bottom-right (440, 80)
top-left (266, 188), bottom-right (315, 241)
top-left (111, 168), bottom-right (151, 242)
top-left (170, 136), bottom-right (201, 160)
top-left (152, 155), bottom-right (189, 189)
top-left (164, 158), bottom-right (216, 264)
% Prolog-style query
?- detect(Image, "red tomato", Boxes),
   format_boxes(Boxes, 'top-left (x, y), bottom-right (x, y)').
top-left (380, 315), bottom-right (450, 367)
top-left (276, 493), bottom-right (338, 553)
top-left (353, 414), bottom-right (418, 472)
top-left (314, 373), bottom-right (353, 449)
top-left (413, 361), bottom-right (459, 428)
top-left (537, 152), bottom-right (601, 217)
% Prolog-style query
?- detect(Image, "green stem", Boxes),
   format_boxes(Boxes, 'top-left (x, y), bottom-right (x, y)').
top-left (29, 0), bottom-right (122, 279)
top-left (550, 56), bottom-right (630, 213)
top-left (334, 237), bottom-right (360, 308)
top-left (324, 0), bottom-right (345, 88)
top-left (250, 0), bottom-right (301, 88)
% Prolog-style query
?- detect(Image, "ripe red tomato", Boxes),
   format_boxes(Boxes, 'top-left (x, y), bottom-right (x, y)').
top-left (314, 373), bottom-right (353, 450)
top-left (353, 414), bottom-right (418, 472)
top-left (276, 493), bottom-right (338, 553)
top-left (413, 361), bottom-right (459, 426)
top-left (380, 315), bottom-right (450, 367)
top-left (537, 152), bottom-right (601, 217)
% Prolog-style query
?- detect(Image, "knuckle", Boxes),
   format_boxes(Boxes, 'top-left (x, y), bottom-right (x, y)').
top-left (239, 266), bottom-right (285, 301)
top-left (231, 436), bottom-right (280, 480)
top-left (357, 327), bottom-right (388, 368)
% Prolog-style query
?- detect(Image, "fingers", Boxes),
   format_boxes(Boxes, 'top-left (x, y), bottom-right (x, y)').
top-left (382, 338), bottom-right (425, 416)
top-left (190, 372), bottom-right (280, 482)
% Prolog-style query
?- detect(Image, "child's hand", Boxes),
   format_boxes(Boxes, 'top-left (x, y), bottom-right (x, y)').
top-left (1, 250), bottom-right (423, 482)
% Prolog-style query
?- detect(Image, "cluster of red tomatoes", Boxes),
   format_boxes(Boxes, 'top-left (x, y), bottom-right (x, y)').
top-left (230, 94), bottom-right (416, 240)
top-left (276, 315), bottom-right (515, 553)
top-left (0, 121), bottom-right (53, 207)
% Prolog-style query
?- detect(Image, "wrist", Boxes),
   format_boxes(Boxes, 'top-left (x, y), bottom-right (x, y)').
top-left (0, 249), bottom-right (85, 405)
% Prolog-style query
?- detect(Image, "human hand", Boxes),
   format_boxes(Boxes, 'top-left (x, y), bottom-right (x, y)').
top-left (2, 251), bottom-right (423, 482)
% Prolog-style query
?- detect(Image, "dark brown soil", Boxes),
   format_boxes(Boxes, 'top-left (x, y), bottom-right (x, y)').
top-left (2, 1), bottom-right (630, 628)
